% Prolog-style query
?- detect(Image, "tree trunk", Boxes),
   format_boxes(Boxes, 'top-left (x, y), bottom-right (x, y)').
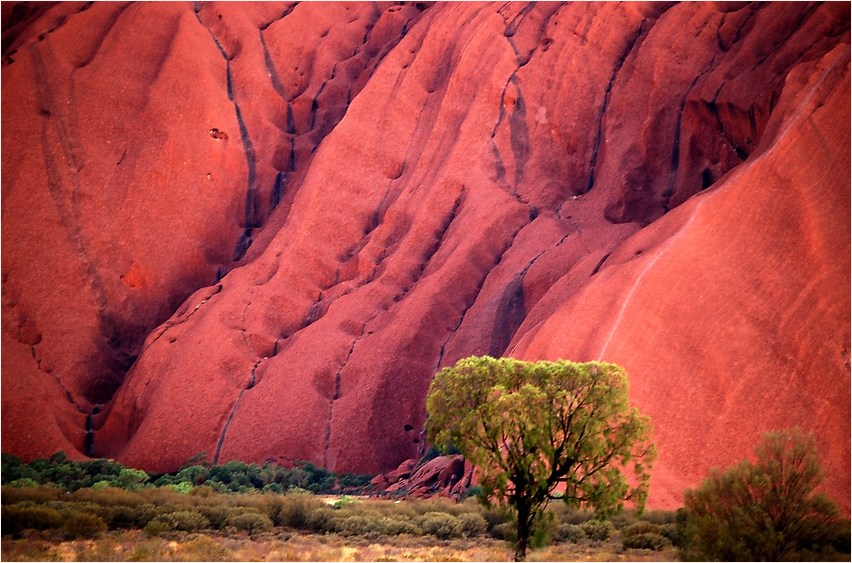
top-left (514, 502), bottom-right (531, 561)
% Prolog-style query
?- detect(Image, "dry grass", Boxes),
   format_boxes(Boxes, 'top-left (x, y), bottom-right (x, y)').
top-left (2, 529), bottom-right (678, 562)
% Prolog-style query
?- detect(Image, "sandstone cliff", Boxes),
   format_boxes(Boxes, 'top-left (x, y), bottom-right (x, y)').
top-left (2, 2), bottom-right (849, 509)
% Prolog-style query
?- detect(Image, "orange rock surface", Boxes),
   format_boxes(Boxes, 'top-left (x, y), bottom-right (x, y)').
top-left (2, 2), bottom-right (848, 510)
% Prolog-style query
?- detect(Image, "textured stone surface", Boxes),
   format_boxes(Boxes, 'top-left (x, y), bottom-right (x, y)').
top-left (2, 2), bottom-right (848, 510)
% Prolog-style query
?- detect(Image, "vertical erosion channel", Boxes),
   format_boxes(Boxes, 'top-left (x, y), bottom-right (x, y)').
top-left (193, 3), bottom-right (258, 262)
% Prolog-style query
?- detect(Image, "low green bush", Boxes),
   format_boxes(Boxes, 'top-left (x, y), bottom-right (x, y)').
top-left (639, 509), bottom-right (677, 525)
top-left (418, 511), bottom-right (463, 539)
top-left (1, 504), bottom-right (64, 536)
top-left (143, 510), bottom-right (210, 535)
top-left (479, 504), bottom-right (512, 532)
top-left (224, 511), bottom-right (273, 534)
top-left (62, 511), bottom-right (107, 538)
top-left (681, 429), bottom-right (850, 561)
top-left (274, 491), bottom-right (324, 528)
top-left (304, 506), bottom-right (336, 533)
top-left (143, 517), bottom-right (172, 536)
top-left (622, 520), bottom-right (663, 538)
top-left (579, 519), bottom-right (615, 541)
top-left (623, 532), bottom-right (672, 551)
top-left (376, 515), bottom-right (419, 536)
top-left (71, 486), bottom-right (146, 507)
top-left (1, 484), bottom-right (64, 505)
top-left (197, 505), bottom-right (250, 530)
top-left (554, 523), bottom-right (586, 543)
top-left (7, 478), bottom-right (40, 488)
top-left (561, 510), bottom-right (595, 525)
top-left (490, 521), bottom-right (516, 542)
top-left (610, 510), bottom-right (637, 530)
top-left (99, 503), bottom-right (159, 529)
top-left (457, 511), bottom-right (488, 537)
top-left (331, 512), bottom-right (383, 538)
top-left (658, 522), bottom-right (682, 547)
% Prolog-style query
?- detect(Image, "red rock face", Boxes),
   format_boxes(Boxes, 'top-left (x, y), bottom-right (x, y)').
top-left (2, 2), bottom-right (849, 510)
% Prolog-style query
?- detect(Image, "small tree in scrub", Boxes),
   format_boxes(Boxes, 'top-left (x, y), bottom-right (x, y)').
top-left (426, 356), bottom-right (655, 561)
top-left (681, 428), bottom-right (850, 561)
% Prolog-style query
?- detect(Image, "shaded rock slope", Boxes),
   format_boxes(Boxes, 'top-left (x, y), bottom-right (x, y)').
top-left (2, 2), bottom-right (849, 510)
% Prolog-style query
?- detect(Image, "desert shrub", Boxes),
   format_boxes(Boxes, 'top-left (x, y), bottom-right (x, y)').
top-left (174, 464), bottom-right (211, 486)
top-left (490, 521), bottom-right (517, 542)
top-left (377, 515), bottom-right (420, 536)
top-left (337, 472), bottom-right (373, 489)
top-left (140, 487), bottom-right (191, 507)
top-left (207, 461), bottom-right (264, 492)
top-left (332, 495), bottom-right (358, 509)
top-left (409, 497), bottom-right (468, 517)
top-left (530, 510), bottom-right (559, 548)
top-left (681, 429), bottom-right (850, 561)
top-left (168, 482), bottom-right (193, 494)
top-left (71, 486), bottom-right (145, 507)
top-left (168, 510), bottom-right (210, 531)
top-left (1, 504), bottom-right (64, 536)
top-left (622, 521), bottom-right (663, 538)
top-left (610, 510), bottom-right (638, 530)
top-left (111, 468), bottom-right (150, 491)
top-left (224, 511), bottom-right (273, 534)
top-left (457, 512), bottom-right (488, 537)
top-left (62, 511), bottom-right (107, 538)
top-left (330, 512), bottom-right (383, 538)
top-left (197, 505), bottom-right (249, 530)
top-left (188, 485), bottom-right (218, 498)
top-left (268, 491), bottom-right (323, 528)
top-left (462, 485), bottom-right (484, 501)
top-left (290, 463), bottom-right (336, 493)
top-left (7, 477), bottom-right (40, 488)
top-left (623, 532), bottom-right (672, 551)
top-left (143, 517), bottom-right (173, 536)
top-left (100, 504), bottom-right (159, 529)
top-left (658, 523), bottom-right (683, 547)
top-left (554, 523), bottom-right (586, 543)
top-left (418, 511), bottom-right (463, 539)
top-left (143, 510), bottom-right (209, 534)
top-left (561, 510), bottom-right (595, 525)
top-left (640, 509), bottom-right (677, 525)
top-left (479, 504), bottom-right (512, 532)
top-left (1, 453), bottom-right (29, 483)
top-left (42, 500), bottom-right (101, 516)
top-left (304, 506), bottom-right (336, 532)
top-left (181, 535), bottom-right (235, 561)
top-left (1, 484), bottom-right (64, 505)
top-left (579, 519), bottom-right (615, 541)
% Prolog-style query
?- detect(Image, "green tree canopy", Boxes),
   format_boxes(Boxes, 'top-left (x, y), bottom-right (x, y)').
top-left (681, 428), bottom-right (850, 561)
top-left (426, 356), bottom-right (655, 560)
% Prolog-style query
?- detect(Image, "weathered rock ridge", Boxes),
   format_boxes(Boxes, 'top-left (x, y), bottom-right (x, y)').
top-left (2, 2), bottom-right (849, 510)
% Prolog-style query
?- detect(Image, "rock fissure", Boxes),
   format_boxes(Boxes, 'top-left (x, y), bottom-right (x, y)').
top-left (212, 355), bottom-right (265, 465)
top-left (258, 3), bottom-right (298, 32)
top-left (213, 391), bottom-right (244, 465)
top-left (145, 284), bottom-right (223, 349)
top-left (435, 216), bottom-right (530, 370)
top-left (29, 342), bottom-right (88, 415)
top-left (31, 45), bottom-right (143, 404)
top-left (84, 404), bottom-right (101, 457)
top-left (586, 18), bottom-right (650, 193)
top-left (490, 70), bottom-right (532, 205)
top-left (74, 2), bottom-right (132, 69)
top-left (193, 4), bottom-right (258, 261)
top-left (258, 30), bottom-right (287, 102)
top-left (323, 324), bottom-right (367, 469)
